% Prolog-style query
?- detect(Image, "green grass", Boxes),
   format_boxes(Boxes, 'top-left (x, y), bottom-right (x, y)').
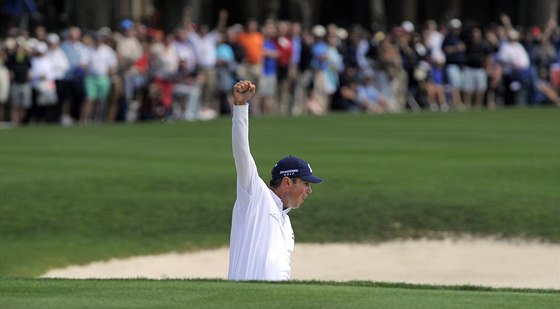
top-left (1, 108), bottom-right (560, 277)
top-left (1, 278), bottom-right (558, 309)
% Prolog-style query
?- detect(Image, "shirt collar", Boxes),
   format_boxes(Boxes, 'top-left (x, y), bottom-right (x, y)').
top-left (270, 189), bottom-right (291, 214)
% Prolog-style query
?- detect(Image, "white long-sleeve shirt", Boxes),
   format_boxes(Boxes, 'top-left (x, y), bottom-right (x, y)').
top-left (497, 41), bottom-right (530, 73)
top-left (47, 48), bottom-right (70, 80)
top-left (228, 105), bottom-right (295, 281)
top-left (30, 55), bottom-right (55, 89)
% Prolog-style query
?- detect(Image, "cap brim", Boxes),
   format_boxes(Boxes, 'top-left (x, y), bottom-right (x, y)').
top-left (301, 174), bottom-right (323, 184)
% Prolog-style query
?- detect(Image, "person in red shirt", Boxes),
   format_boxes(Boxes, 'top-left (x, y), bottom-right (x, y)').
top-left (275, 20), bottom-right (293, 115)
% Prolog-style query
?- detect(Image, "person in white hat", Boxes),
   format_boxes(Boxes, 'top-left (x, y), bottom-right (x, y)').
top-left (30, 41), bottom-right (58, 122)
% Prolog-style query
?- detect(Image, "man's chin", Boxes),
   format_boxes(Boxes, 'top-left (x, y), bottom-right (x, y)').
top-left (291, 203), bottom-right (303, 209)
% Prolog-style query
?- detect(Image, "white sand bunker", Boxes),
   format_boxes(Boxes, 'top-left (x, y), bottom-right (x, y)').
top-left (42, 238), bottom-right (560, 289)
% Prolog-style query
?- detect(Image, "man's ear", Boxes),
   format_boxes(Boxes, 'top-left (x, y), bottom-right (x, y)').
top-left (282, 176), bottom-right (293, 187)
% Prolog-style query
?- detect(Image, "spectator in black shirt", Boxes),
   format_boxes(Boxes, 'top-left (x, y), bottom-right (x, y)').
top-left (464, 27), bottom-right (492, 109)
top-left (5, 38), bottom-right (32, 125)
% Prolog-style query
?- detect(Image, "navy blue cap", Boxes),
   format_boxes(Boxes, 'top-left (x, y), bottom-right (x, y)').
top-left (271, 156), bottom-right (323, 184)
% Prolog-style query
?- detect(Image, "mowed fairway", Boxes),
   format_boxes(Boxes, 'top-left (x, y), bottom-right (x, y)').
top-left (1, 278), bottom-right (559, 309)
top-left (1, 107), bottom-right (559, 280)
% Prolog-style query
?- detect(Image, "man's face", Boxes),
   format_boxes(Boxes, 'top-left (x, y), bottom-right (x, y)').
top-left (286, 178), bottom-right (312, 209)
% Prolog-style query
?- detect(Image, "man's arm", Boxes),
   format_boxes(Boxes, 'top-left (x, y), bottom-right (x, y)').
top-left (232, 80), bottom-right (257, 191)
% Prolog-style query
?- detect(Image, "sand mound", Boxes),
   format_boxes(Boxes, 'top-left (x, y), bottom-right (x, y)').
top-left (42, 238), bottom-right (560, 289)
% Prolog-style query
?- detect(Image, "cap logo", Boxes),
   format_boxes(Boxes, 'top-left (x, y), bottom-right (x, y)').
top-left (308, 164), bottom-right (313, 172)
top-left (279, 169), bottom-right (298, 176)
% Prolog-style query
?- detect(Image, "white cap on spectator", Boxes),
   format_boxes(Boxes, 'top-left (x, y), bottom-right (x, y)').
top-left (449, 18), bottom-right (462, 29)
top-left (35, 41), bottom-right (48, 54)
top-left (508, 30), bottom-right (520, 41)
top-left (229, 23), bottom-right (243, 33)
top-left (98, 27), bottom-right (113, 37)
top-left (4, 38), bottom-right (16, 50)
top-left (16, 36), bottom-right (31, 51)
top-left (401, 20), bottom-right (414, 33)
top-left (312, 25), bottom-right (326, 37)
top-left (47, 33), bottom-right (60, 44)
top-left (336, 28), bottom-right (348, 40)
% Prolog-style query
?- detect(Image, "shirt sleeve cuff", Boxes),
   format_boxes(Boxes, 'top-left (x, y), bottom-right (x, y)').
top-left (233, 104), bottom-right (249, 115)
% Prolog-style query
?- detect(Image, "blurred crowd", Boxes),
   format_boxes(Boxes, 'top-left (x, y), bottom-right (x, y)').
top-left (1, 8), bottom-right (560, 127)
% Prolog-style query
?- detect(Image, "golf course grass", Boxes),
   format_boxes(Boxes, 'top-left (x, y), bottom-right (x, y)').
top-left (1, 107), bottom-right (559, 307)
top-left (1, 107), bottom-right (559, 276)
top-left (1, 278), bottom-right (559, 308)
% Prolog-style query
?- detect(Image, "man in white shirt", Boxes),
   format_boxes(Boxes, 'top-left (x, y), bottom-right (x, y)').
top-left (497, 30), bottom-right (530, 106)
top-left (229, 80), bottom-right (323, 281)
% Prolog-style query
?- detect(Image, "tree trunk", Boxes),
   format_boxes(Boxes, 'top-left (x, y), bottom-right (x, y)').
top-left (264, 0), bottom-right (281, 20)
top-left (400, 0), bottom-right (418, 23)
top-left (242, 0), bottom-right (261, 21)
top-left (442, 0), bottom-right (463, 21)
top-left (369, 0), bottom-right (386, 29)
top-left (527, 0), bottom-right (559, 27)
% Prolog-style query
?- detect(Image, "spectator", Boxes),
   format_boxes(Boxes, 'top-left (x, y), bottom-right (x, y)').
top-left (116, 19), bottom-right (144, 111)
top-left (237, 18), bottom-right (264, 108)
top-left (150, 32), bottom-right (179, 118)
top-left (5, 37), bottom-right (32, 125)
top-left (0, 45), bottom-right (11, 122)
top-left (81, 32), bottom-right (118, 124)
top-left (309, 25), bottom-right (330, 114)
top-left (45, 33), bottom-right (69, 122)
top-left (216, 31), bottom-right (237, 115)
top-left (394, 24), bottom-right (418, 111)
top-left (484, 28), bottom-right (503, 110)
top-left (275, 20), bottom-right (293, 115)
top-left (357, 73), bottom-right (390, 113)
top-left (534, 66), bottom-right (560, 106)
top-left (258, 20), bottom-right (280, 115)
top-left (464, 27), bottom-right (492, 109)
top-left (378, 35), bottom-right (404, 112)
top-left (125, 39), bottom-right (151, 122)
top-left (528, 23), bottom-right (557, 105)
top-left (497, 29), bottom-right (530, 106)
top-left (292, 26), bottom-right (313, 116)
top-left (424, 19), bottom-right (446, 65)
top-left (184, 8), bottom-right (228, 116)
top-left (29, 41), bottom-right (57, 122)
top-left (171, 51), bottom-right (202, 121)
top-left (442, 18), bottom-right (466, 110)
top-left (225, 24), bottom-right (245, 65)
top-left (338, 66), bottom-right (360, 112)
top-left (59, 26), bottom-right (87, 126)
top-left (413, 36), bottom-right (448, 112)
top-left (324, 33), bottom-right (344, 108)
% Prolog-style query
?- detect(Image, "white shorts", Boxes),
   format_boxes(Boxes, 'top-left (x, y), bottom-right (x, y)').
top-left (10, 82), bottom-right (32, 108)
top-left (445, 64), bottom-right (463, 89)
top-left (463, 67), bottom-right (488, 93)
top-left (258, 75), bottom-right (277, 96)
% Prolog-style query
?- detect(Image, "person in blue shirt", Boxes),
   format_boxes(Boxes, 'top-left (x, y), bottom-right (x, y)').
top-left (258, 20), bottom-right (279, 115)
